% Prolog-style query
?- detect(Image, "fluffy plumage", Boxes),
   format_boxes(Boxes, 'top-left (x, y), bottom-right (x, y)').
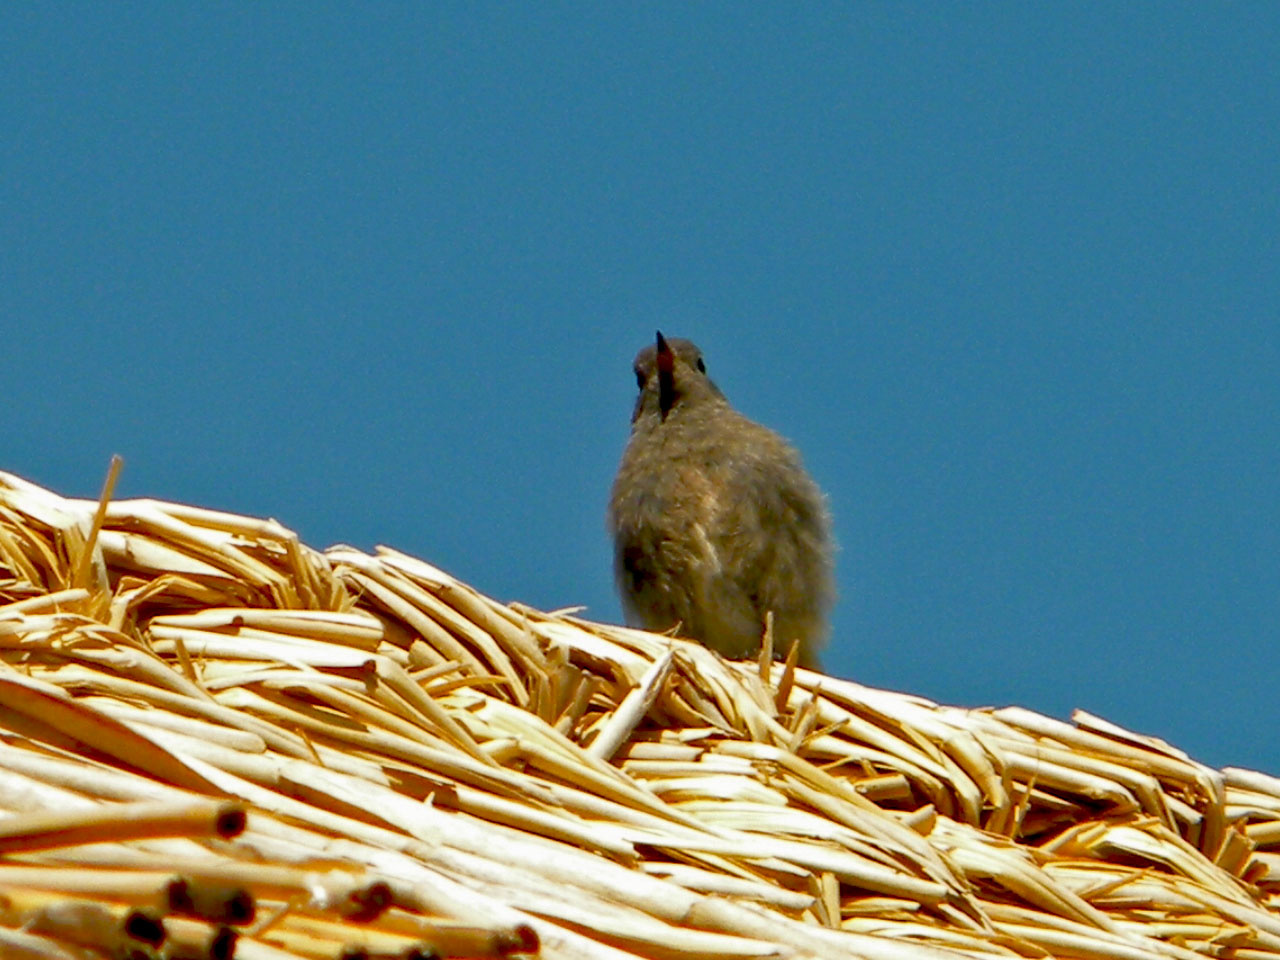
top-left (608, 332), bottom-right (834, 667)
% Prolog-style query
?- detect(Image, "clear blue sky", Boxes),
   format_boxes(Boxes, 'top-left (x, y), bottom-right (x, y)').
top-left (5, 5), bottom-right (1278, 773)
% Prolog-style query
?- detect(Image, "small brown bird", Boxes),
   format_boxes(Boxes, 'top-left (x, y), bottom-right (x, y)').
top-left (608, 332), bottom-right (834, 668)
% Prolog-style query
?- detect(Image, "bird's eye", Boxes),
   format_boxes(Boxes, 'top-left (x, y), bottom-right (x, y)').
top-left (634, 366), bottom-right (646, 388)
top-left (696, 357), bottom-right (706, 373)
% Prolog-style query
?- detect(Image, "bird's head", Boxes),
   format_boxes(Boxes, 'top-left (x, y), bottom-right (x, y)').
top-left (630, 331), bottom-right (725, 424)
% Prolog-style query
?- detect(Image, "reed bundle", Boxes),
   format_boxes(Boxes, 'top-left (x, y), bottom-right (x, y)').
top-left (0, 466), bottom-right (1277, 960)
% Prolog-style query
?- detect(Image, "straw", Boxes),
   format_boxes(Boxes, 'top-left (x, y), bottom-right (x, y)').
top-left (1, 467), bottom-right (1278, 960)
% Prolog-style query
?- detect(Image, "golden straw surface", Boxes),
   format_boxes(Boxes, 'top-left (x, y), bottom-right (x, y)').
top-left (0, 468), bottom-right (1277, 960)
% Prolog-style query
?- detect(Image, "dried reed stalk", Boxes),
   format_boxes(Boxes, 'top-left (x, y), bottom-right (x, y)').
top-left (0, 467), bottom-right (1278, 960)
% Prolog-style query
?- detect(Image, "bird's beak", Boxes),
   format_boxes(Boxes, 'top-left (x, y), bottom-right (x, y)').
top-left (656, 330), bottom-right (676, 419)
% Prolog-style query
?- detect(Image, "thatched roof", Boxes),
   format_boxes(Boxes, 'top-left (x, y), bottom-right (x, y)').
top-left (0, 466), bottom-right (1277, 960)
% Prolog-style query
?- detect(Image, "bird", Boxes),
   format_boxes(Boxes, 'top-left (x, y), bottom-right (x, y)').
top-left (608, 331), bottom-right (834, 668)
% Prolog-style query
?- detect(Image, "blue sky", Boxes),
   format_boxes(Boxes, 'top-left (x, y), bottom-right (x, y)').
top-left (5, 5), bottom-right (1278, 773)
